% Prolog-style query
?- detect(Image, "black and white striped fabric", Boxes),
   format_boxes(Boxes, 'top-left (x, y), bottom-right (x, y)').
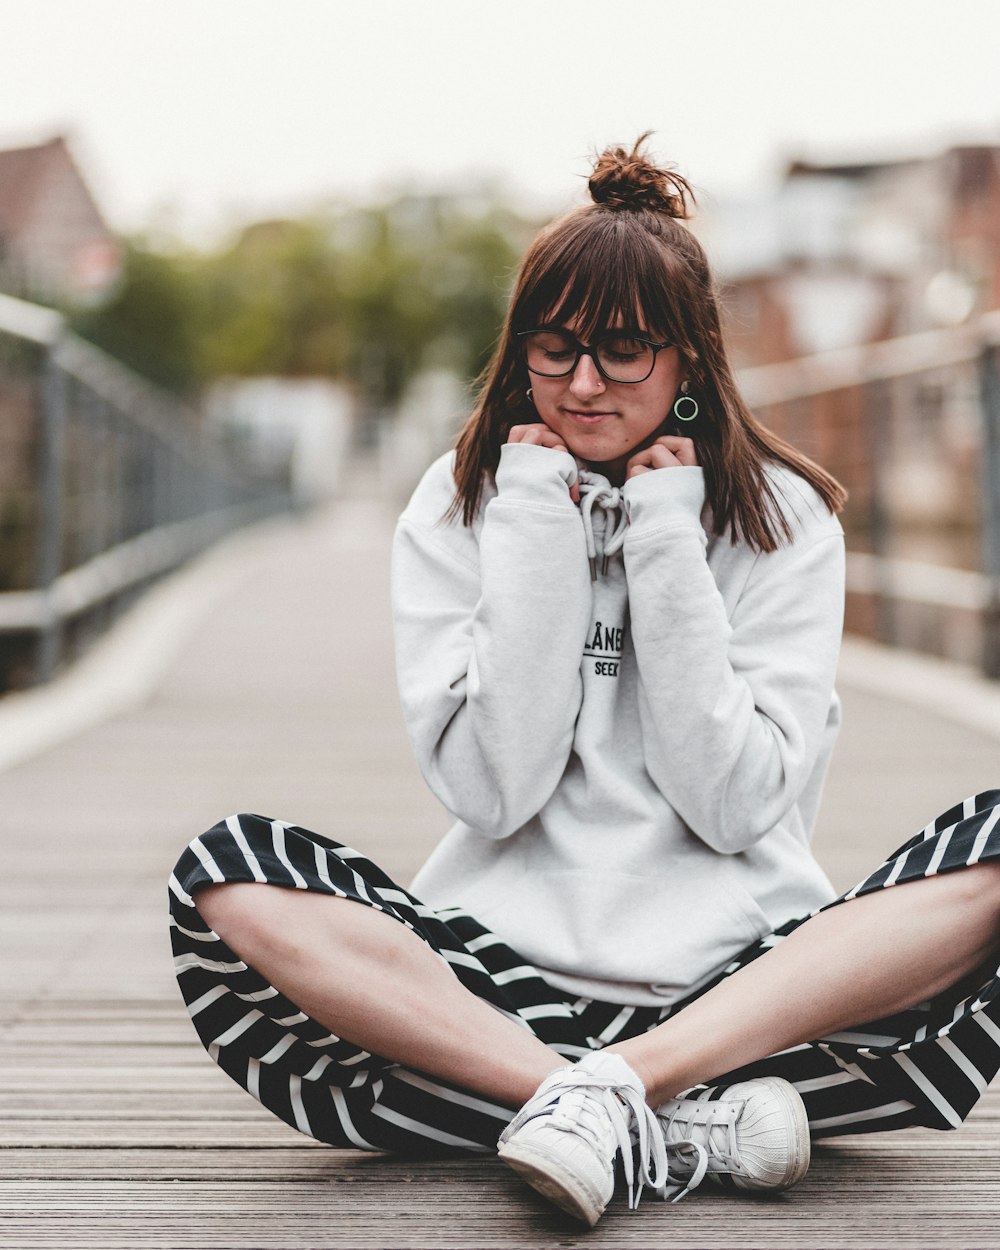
top-left (169, 790), bottom-right (1000, 1153)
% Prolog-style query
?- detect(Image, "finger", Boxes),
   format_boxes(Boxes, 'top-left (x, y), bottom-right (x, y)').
top-left (536, 428), bottom-right (570, 452)
top-left (508, 425), bottom-right (550, 446)
top-left (627, 442), bottom-right (694, 476)
top-left (540, 435), bottom-right (570, 453)
top-left (633, 444), bottom-right (682, 470)
top-left (506, 424), bottom-right (534, 443)
top-left (626, 463), bottom-right (652, 479)
top-left (654, 435), bottom-right (698, 466)
top-left (506, 424), bottom-right (570, 453)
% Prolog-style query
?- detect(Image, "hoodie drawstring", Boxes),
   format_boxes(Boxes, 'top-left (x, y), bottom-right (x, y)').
top-left (578, 473), bottom-right (629, 580)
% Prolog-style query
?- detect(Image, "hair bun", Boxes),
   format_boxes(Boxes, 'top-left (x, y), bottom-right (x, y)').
top-left (588, 133), bottom-right (694, 218)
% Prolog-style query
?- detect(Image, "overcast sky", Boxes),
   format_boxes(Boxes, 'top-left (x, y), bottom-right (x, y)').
top-left (3, 0), bottom-right (1000, 242)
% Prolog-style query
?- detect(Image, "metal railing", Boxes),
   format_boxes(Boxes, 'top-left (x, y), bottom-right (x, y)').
top-left (4, 290), bottom-right (998, 687)
top-left (0, 292), bottom-right (292, 689)
top-left (739, 309), bottom-right (1000, 678)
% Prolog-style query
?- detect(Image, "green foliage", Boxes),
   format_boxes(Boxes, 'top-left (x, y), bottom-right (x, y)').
top-left (195, 218), bottom-right (349, 380)
top-left (70, 190), bottom-right (530, 407)
top-left (70, 244), bottom-right (203, 393)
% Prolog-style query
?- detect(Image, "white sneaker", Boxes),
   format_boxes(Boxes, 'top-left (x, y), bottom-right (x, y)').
top-left (497, 1052), bottom-right (667, 1227)
top-left (655, 1076), bottom-right (811, 1197)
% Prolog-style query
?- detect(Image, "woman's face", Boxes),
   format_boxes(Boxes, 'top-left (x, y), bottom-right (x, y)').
top-left (527, 317), bottom-right (686, 481)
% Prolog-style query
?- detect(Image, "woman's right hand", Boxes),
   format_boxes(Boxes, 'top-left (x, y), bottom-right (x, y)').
top-left (506, 424), bottom-right (580, 502)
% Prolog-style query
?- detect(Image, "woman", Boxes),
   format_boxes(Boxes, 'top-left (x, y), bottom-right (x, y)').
top-left (170, 137), bottom-right (1000, 1229)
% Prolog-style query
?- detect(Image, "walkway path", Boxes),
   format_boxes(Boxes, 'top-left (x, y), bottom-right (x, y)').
top-left (1, 468), bottom-right (998, 1249)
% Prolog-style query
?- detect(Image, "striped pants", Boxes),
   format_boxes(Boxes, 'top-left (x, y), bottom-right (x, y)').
top-left (169, 791), bottom-right (1000, 1154)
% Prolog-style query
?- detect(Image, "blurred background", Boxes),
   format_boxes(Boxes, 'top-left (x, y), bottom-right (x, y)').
top-left (2, 0), bottom-right (1000, 691)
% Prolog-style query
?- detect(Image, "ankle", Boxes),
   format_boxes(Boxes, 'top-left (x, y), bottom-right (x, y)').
top-left (604, 1045), bottom-right (681, 1108)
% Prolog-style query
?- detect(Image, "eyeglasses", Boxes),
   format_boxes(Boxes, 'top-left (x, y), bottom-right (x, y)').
top-left (517, 327), bottom-right (672, 384)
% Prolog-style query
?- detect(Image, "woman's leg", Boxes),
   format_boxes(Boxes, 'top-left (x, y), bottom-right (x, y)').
top-left (609, 863), bottom-right (1000, 1106)
top-left (196, 883), bottom-right (564, 1108)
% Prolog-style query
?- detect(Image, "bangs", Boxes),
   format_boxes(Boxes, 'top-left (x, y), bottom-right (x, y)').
top-left (513, 212), bottom-right (689, 345)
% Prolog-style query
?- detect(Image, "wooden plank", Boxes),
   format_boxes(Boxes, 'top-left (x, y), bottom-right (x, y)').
top-left (2, 1166), bottom-right (1000, 1250)
top-left (0, 1147), bottom-right (345, 1179)
top-left (1, 1135), bottom-right (998, 1180)
top-left (0, 1121), bottom-right (308, 1147)
top-left (0, 1091), bottom-right (272, 1114)
top-left (0, 1069), bottom-right (252, 1090)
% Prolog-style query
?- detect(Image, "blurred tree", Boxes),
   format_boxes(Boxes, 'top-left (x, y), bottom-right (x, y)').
top-left (196, 217), bottom-right (349, 379)
top-left (336, 191), bottom-right (526, 408)
top-left (71, 187), bottom-right (529, 408)
top-left (428, 200), bottom-right (525, 381)
top-left (69, 242), bottom-right (203, 393)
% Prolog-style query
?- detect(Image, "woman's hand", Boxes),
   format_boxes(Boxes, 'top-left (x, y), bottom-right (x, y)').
top-left (507, 423), bottom-right (570, 454)
top-left (506, 424), bottom-right (580, 502)
top-left (625, 435), bottom-right (698, 479)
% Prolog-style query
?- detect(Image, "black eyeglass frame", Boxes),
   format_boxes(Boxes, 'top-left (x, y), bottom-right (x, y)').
top-left (516, 327), bottom-right (673, 384)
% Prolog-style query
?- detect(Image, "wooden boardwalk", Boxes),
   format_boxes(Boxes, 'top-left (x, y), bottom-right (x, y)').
top-left (2, 472), bottom-right (999, 1249)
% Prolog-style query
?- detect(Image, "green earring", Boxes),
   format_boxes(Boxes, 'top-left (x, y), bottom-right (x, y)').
top-left (673, 382), bottom-right (698, 422)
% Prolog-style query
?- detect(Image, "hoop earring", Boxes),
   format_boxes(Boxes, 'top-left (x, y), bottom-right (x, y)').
top-left (526, 387), bottom-right (534, 404)
top-left (673, 382), bottom-right (698, 422)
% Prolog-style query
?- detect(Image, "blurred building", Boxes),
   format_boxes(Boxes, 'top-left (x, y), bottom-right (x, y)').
top-left (0, 135), bottom-right (121, 307)
top-left (205, 377), bottom-right (354, 507)
top-left (702, 144), bottom-right (1000, 369)
top-left (700, 144), bottom-right (1000, 666)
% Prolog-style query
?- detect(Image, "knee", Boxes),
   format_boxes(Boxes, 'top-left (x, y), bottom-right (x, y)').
top-left (195, 881), bottom-right (278, 948)
top-left (195, 882), bottom-right (352, 966)
top-left (932, 863), bottom-right (1000, 933)
top-left (943, 862), bottom-right (1000, 902)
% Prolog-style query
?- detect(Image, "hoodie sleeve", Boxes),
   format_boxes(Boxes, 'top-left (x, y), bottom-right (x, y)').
top-left (622, 465), bottom-right (845, 855)
top-left (391, 443), bottom-right (592, 839)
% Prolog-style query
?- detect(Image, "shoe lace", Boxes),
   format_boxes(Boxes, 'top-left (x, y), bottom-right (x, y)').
top-left (654, 1095), bottom-right (743, 1199)
top-left (515, 1069), bottom-right (669, 1210)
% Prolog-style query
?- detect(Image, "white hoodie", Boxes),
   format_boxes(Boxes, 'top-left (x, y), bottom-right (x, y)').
top-left (392, 441), bottom-right (845, 1006)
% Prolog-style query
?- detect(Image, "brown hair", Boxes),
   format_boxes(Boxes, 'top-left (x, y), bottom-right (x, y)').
top-left (450, 134), bottom-right (846, 550)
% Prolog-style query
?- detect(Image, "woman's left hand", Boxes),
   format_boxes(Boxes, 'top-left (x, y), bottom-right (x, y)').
top-left (625, 435), bottom-right (698, 478)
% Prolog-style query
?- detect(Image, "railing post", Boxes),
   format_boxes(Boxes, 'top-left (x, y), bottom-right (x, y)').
top-left (864, 376), bottom-right (896, 646)
top-left (980, 341), bottom-right (1000, 679)
top-left (35, 345), bottom-right (68, 683)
